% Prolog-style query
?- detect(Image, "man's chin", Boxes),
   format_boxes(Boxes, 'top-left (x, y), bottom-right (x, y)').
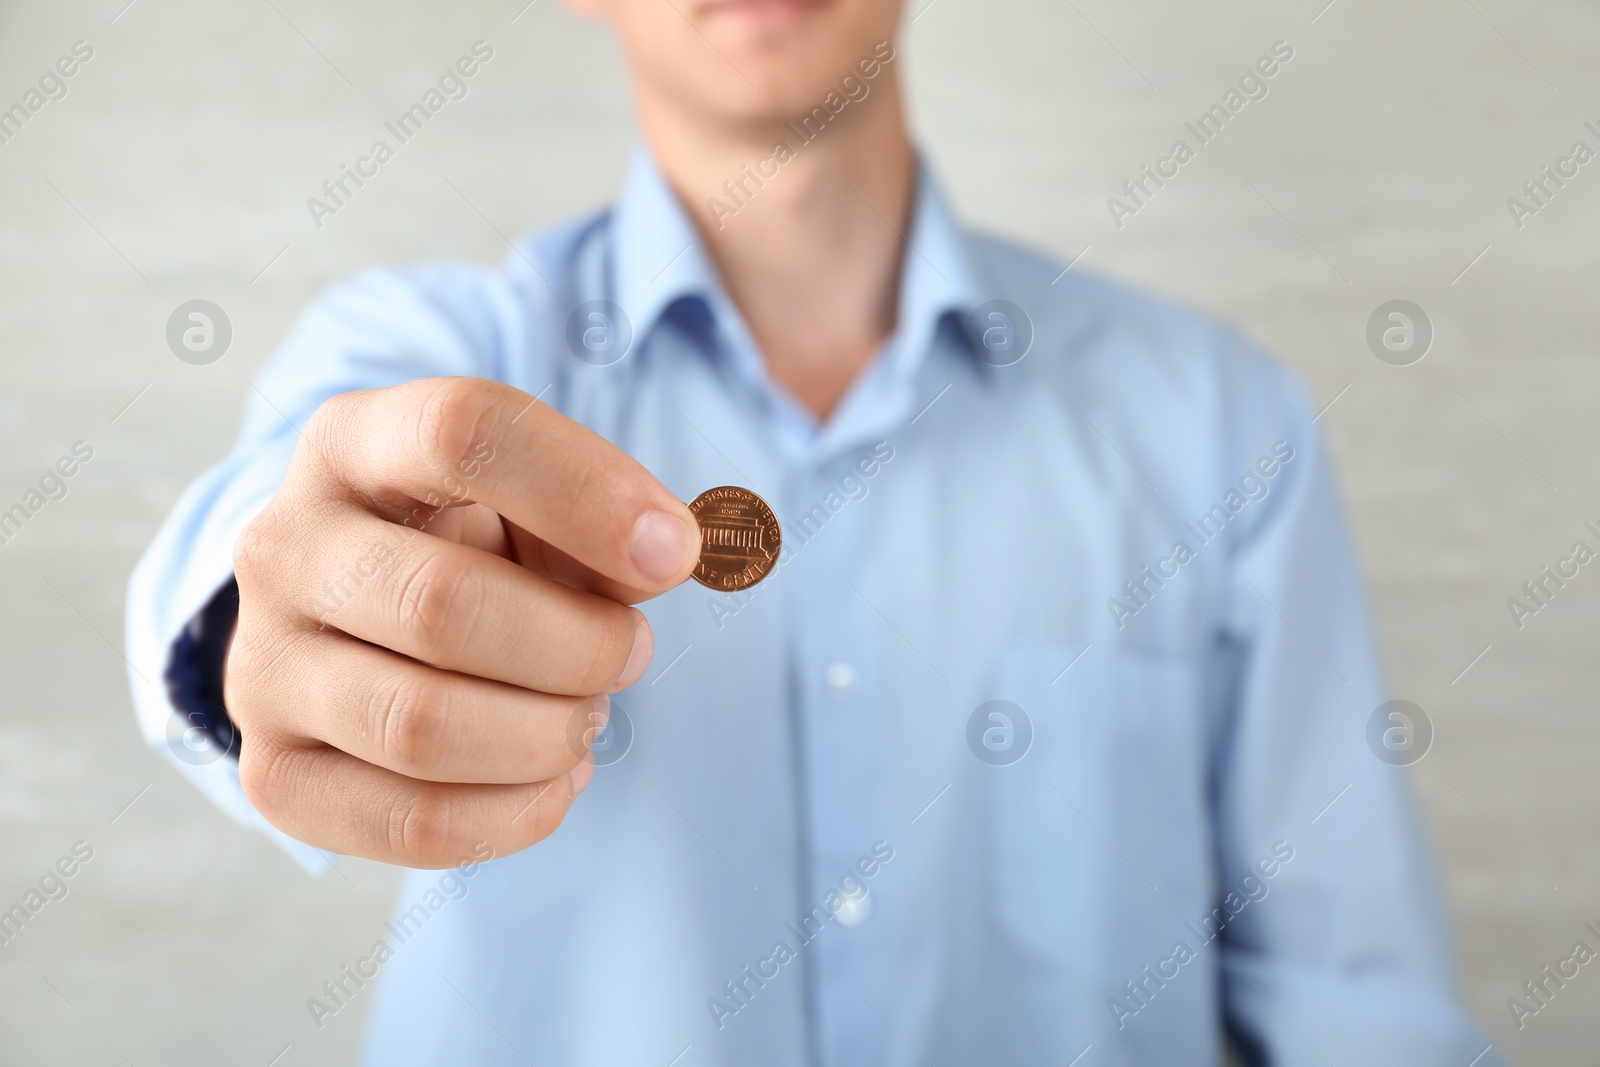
top-left (691, 0), bottom-right (863, 82)
top-left (638, 0), bottom-right (899, 133)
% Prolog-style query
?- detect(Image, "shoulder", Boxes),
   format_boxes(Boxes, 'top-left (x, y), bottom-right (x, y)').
top-left (966, 229), bottom-right (1314, 448)
top-left (961, 229), bottom-right (1322, 542)
top-left (275, 211), bottom-right (609, 385)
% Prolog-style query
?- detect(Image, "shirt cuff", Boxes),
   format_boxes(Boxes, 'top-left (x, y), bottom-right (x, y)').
top-left (163, 576), bottom-right (242, 764)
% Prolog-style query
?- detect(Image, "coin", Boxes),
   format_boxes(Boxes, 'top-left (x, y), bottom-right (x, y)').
top-left (688, 486), bottom-right (781, 591)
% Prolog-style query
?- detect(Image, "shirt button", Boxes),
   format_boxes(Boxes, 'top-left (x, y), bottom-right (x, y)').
top-left (824, 662), bottom-right (858, 699)
top-left (836, 893), bottom-right (872, 927)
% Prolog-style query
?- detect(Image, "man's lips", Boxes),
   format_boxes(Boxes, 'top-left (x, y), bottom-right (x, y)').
top-left (699, 0), bottom-right (829, 29)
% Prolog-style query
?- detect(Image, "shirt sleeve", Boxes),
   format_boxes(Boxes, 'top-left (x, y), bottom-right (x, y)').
top-left (1204, 350), bottom-right (1501, 1065)
top-left (124, 263), bottom-right (524, 874)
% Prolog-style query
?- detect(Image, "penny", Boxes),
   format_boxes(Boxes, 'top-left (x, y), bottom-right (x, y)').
top-left (688, 486), bottom-right (781, 591)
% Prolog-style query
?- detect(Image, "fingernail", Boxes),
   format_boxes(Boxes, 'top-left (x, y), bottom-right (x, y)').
top-left (570, 754), bottom-right (595, 796)
top-left (587, 693), bottom-right (611, 736)
top-left (630, 509), bottom-right (696, 584)
top-left (615, 612), bottom-right (653, 690)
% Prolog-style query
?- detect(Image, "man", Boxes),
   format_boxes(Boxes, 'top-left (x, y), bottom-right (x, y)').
top-left (127, 0), bottom-right (1498, 1063)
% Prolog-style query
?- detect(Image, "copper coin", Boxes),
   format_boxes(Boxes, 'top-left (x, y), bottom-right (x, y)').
top-left (688, 486), bottom-right (781, 591)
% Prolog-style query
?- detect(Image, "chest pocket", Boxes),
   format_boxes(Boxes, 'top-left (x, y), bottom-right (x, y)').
top-left (980, 642), bottom-right (1211, 964)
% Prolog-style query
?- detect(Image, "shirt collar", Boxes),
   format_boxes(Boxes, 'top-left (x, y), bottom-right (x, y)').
top-left (888, 160), bottom-right (984, 380)
top-left (611, 149), bottom-right (722, 348)
top-left (610, 146), bottom-right (986, 389)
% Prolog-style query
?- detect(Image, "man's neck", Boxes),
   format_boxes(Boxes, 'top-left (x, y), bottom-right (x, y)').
top-left (636, 78), bottom-right (916, 422)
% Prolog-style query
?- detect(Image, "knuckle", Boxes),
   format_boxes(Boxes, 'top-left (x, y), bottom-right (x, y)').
top-left (299, 393), bottom-right (358, 485)
top-left (391, 552), bottom-right (474, 657)
top-left (238, 735), bottom-right (295, 819)
top-left (388, 788), bottom-right (466, 869)
top-left (412, 378), bottom-right (497, 483)
top-left (304, 391), bottom-right (355, 454)
top-left (232, 512), bottom-right (282, 592)
top-left (224, 620), bottom-right (273, 729)
top-left (221, 624), bottom-right (262, 716)
top-left (372, 674), bottom-right (451, 775)
top-left (223, 618), bottom-right (294, 724)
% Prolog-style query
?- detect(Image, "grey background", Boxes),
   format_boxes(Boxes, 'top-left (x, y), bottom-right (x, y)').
top-left (1, 0), bottom-right (1596, 1062)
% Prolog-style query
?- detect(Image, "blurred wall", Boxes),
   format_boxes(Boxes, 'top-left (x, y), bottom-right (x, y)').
top-left (1, 0), bottom-right (1596, 1062)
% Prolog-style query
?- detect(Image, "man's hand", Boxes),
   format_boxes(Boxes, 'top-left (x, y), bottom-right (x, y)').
top-left (223, 377), bottom-right (701, 868)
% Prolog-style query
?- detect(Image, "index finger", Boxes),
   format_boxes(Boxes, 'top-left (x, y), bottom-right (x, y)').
top-left (302, 377), bottom-right (701, 600)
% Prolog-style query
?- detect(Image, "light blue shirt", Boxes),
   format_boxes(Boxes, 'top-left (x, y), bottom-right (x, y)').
top-left (127, 152), bottom-right (1499, 1066)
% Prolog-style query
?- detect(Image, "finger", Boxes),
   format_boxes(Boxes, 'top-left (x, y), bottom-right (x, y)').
top-left (298, 377), bottom-right (700, 599)
top-left (506, 524), bottom-right (672, 605)
top-left (288, 505), bottom-right (650, 696)
top-left (424, 501), bottom-right (513, 559)
top-left (239, 736), bottom-right (583, 869)
top-left (457, 501), bottom-right (513, 557)
top-left (256, 630), bottom-right (608, 784)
